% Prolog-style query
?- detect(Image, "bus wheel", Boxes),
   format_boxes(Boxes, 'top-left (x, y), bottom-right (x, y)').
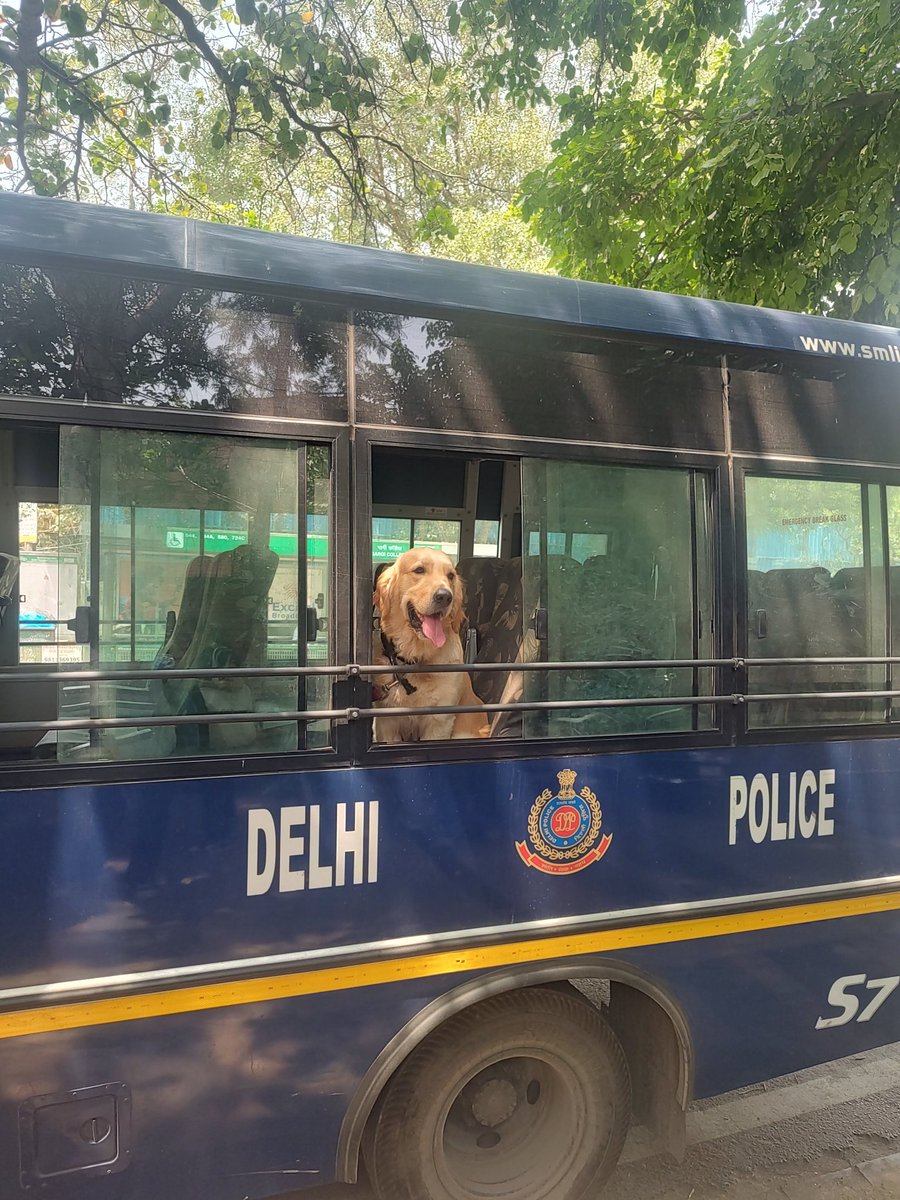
top-left (363, 986), bottom-right (631, 1200)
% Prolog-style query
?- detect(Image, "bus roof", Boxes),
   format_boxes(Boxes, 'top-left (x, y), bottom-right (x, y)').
top-left (1, 192), bottom-right (898, 363)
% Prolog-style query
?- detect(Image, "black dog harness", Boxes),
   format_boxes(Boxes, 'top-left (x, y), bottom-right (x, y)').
top-left (374, 630), bottom-right (418, 699)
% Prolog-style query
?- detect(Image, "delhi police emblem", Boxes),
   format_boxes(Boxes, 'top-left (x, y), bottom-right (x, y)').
top-left (516, 769), bottom-right (612, 876)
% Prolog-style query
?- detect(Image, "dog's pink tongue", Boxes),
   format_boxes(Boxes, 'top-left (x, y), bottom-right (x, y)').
top-left (420, 614), bottom-right (446, 648)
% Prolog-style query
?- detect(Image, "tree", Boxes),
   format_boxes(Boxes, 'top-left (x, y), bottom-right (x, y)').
top-left (0, 0), bottom-right (742, 236)
top-left (176, 53), bottom-right (556, 266)
top-left (521, 0), bottom-right (900, 324)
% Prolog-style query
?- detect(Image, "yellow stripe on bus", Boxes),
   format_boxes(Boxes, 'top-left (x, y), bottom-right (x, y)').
top-left (4, 889), bottom-right (900, 1041)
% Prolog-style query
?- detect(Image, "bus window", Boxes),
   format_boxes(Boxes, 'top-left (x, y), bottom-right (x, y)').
top-left (372, 517), bottom-right (461, 565)
top-left (745, 475), bottom-right (884, 727)
top-left (0, 422), bottom-right (331, 763)
top-left (886, 487), bottom-right (900, 718)
top-left (0, 263), bottom-right (348, 422)
top-left (370, 447), bottom-right (714, 742)
top-left (17, 500), bottom-right (91, 665)
top-left (516, 459), bottom-right (714, 740)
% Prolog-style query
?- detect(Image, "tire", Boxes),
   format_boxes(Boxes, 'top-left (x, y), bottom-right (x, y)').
top-left (363, 986), bottom-right (631, 1200)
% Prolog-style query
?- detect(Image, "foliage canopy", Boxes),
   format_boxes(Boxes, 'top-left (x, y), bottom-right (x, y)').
top-left (1, 0), bottom-right (897, 322)
top-left (521, 0), bottom-right (900, 323)
top-left (0, 0), bottom-right (739, 222)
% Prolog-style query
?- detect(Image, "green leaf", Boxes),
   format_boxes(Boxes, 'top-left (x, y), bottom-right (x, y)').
top-left (235, 0), bottom-right (256, 23)
top-left (61, 2), bottom-right (88, 35)
top-left (868, 255), bottom-right (887, 284)
top-left (417, 202), bottom-right (458, 242)
top-left (252, 92), bottom-right (273, 121)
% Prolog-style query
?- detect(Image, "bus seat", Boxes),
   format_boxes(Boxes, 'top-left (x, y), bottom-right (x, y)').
top-left (751, 566), bottom-right (865, 724)
top-left (158, 543), bottom-right (279, 753)
top-left (160, 554), bottom-right (215, 666)
top-left (489, 627), bottom-right (540, 739)
top-left (490, 554), bottom-right (582, 738)
top-left (830, 567), bottom-right (869, 642)
top-left (456, 557), bottom-right (523, 706)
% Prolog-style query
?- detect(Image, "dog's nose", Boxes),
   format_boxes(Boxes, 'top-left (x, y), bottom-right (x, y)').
top-left (432, 588), bottom-right (453, 609)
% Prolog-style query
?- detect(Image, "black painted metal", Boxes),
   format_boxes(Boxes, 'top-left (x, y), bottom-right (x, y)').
top-left (2, 193), bottom-right (897, 357)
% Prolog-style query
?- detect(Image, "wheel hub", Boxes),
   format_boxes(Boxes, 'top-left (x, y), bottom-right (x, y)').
top-left (471, 1077), bottom-right (518, 1128)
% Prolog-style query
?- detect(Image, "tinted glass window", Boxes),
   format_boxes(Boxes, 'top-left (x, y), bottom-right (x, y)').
top-left (514, 459), bottom-right (714, 739)
top-left (1, 422), bottom-right (332, 764)
top-left (745, 475), bottom-right (884, 726)
top-left (355, 313), bottom-right (726, 450)
top-left (878, 487), bottom-right (900, 719)
top-left (371, 517), bottom-right (461, 565)
top-left (728, 353), bottom-right (900, 467)
top-left (0, 264), bottom-right (347, 420)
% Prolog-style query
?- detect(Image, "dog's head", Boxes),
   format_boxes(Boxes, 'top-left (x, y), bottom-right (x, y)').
top-left (374, 548), bottom-right (464, 651)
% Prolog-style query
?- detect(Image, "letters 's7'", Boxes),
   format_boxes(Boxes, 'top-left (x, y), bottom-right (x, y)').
top-left (815, 973), bottom-right (900, 1030)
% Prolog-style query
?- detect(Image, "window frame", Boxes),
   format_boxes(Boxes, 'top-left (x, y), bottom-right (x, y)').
top-left (0, 396), bottom-right (350, 790)
top-left (353, 424), bottom-right (733, 767)
top-left (734, 456), bottom-right (900, 747)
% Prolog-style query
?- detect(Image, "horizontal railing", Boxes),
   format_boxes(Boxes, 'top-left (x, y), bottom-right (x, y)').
top-left (0, 653), bottom-right (896, 736)
top-left (3, 653), bottom-right (900, 688)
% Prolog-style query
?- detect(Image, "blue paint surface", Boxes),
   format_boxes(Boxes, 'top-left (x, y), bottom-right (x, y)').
top-left (2, 738), bottom-right (900, 1198)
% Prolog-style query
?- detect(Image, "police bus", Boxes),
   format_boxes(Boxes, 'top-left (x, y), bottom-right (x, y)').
top-left (1, 193), bottom-right (900, 1200)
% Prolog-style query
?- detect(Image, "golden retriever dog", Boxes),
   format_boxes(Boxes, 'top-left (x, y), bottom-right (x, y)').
top-left (372, 548), bottom-right (487, 743)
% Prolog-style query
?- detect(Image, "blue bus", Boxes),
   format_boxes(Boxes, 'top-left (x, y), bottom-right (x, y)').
top-left (1, 193), bottom-right (900, 1200)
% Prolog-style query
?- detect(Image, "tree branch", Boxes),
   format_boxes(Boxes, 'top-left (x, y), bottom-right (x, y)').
top-left (71, 115), bottom-right (84, 199)
top-left (16, 0), bottom-right (43, 65)
top-left (154, 0), bottom-right (238, 134)
top-left (270, 76), bottom-right (366, 210)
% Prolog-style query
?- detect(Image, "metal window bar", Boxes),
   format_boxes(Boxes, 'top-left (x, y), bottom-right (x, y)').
top-left (5, 655), bottom-right (900, 736)
top-left (0, 695), bottom-right (730, 736)
top-left (9, 654), bottom-right (900, 687)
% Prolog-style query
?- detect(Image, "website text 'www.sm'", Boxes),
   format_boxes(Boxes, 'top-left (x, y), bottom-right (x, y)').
top-left (798, 335), bottom-right (900, 363)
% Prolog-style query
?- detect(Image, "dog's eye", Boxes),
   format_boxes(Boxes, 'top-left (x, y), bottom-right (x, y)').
top-left (413, 566), bottom-right (426, 575)
top-left (447, 572), bottom-right (455, 581)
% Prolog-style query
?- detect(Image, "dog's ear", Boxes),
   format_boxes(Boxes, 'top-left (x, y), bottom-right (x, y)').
top-left (373, 562), bottom-right (395, 613)
top-left (450, 572), bottom-right (466, 633)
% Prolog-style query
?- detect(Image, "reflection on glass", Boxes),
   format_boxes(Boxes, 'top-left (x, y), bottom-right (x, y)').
top-left (372, 517), bottom-right (412, 564)
top-left (53, 428), bottom-right (331, 762)
top-left (0, 264), bottom-right (347, 419)
top-left (745, 476), bottom-right (882, 727)
top-left (521, 460), bottom-right (706, 738)
top-left (413, 519), bottom-right (460, 563)
top-left (17, 501), bottom-right (90, 664)
top-left (354, 310), bottom-right (724, 449)
top-left (473, 520), bottom-right (500, 558)
top-left (305, 446), bottom-right (332, 747)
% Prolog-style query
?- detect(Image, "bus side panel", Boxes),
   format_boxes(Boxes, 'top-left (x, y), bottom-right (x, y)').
top-left (3, 738), bottom-right (900, 1196)
top-left (0, 978), bottom-right (482, 1200)
top-left (3, 907), bottom-right (900, 1199)
top-left (618, 907), bottom-right (900, 1098)
top-left (2, 740), bottom-right (900, 990)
